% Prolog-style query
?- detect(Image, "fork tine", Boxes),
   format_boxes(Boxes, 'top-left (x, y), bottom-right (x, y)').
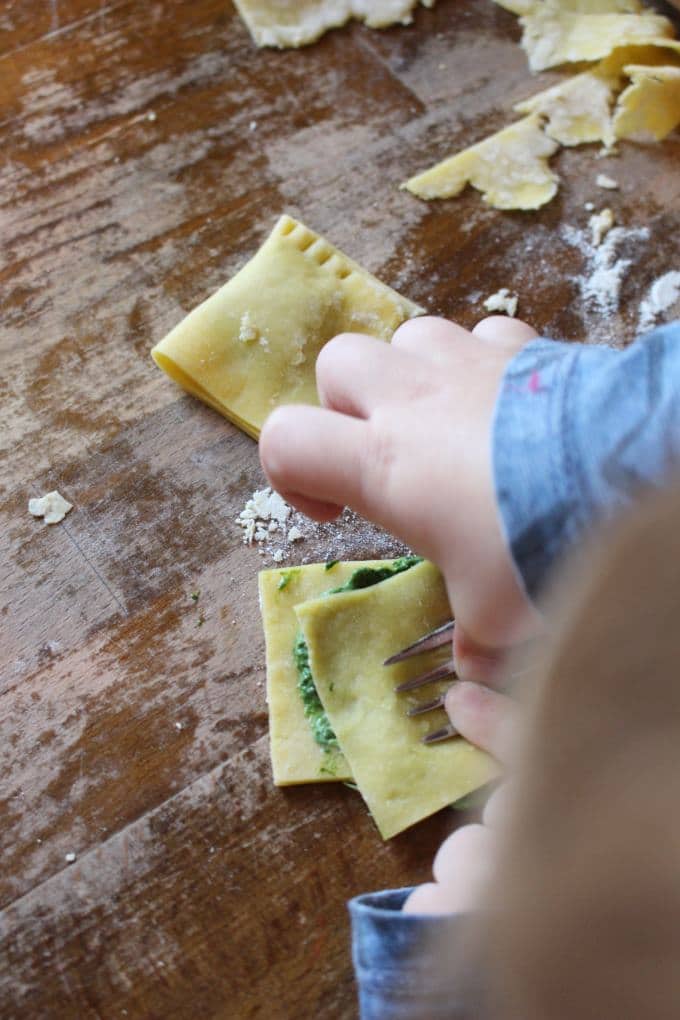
top-left (422, 722), bottom-right (458, 745)
top-left (406, 692), bottom-right (447, 717)
top-left (394, 657), bottom-right (456, 693)
top-left (384, 620), bottom-right (454, 665)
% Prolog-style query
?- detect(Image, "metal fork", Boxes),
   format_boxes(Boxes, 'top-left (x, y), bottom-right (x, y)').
top-left (384, 620), bottom-right (458, 744)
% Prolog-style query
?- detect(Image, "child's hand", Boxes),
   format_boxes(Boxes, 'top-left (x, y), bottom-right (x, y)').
top-left (260, 315), bottom-right (542, 680)
top-left (402, 782), bottom-right (513, 915)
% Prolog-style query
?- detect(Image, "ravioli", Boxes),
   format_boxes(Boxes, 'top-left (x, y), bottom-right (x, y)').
top-left (234, 0), bottom-right (435, 48)
top-left (260, 561), bottom-right (366, 785)
top-left (520, 10), bottom-right (674, 72)
top-left (613, 65), bottom-right (680, 141)
top-left (403, 115), bottom-right (559, 210)
top-left (294, 561), bottom-right (495, 839)
top-left (151, 215), bottom-right (422, 439)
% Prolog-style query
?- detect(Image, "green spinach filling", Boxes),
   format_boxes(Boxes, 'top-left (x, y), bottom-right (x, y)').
top-left (294, 557), bottom-right (422, 752)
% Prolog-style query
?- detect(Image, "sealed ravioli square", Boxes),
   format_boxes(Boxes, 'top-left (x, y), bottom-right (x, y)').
top-left (294, 561), bottom-right (495, 839)
top-left (259, 561), bottom-right (379, 786)
top-left (151, 216), bottom-right (422, 439)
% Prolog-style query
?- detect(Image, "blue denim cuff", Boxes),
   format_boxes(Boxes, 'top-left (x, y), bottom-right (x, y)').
top-left (349, 888), bottom-right (477, 1019)
top-left (492, 324), bottom-right (680, 601)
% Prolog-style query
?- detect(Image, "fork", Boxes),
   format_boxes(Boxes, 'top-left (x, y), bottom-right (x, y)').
top-left (384, 620), bottom-right (458, 744)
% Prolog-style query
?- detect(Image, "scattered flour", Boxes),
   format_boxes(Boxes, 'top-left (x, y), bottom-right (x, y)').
top-left (561, 220), bottom-right (650, 342)
top-left (237, 487), bottom-right (290, 545)
top-left (638, 271), bottom-right (680, 334)
top-left (237, 487), bottom-right (408, 565)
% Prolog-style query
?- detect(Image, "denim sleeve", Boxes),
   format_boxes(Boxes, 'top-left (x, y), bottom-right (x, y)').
top-left (493, 321), bottom-right (680, 601)
top-left (348, 889), bottom-right (481, 1019)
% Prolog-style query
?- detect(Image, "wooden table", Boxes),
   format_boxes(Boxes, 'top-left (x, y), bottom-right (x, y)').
top-left (1, 1), bottom-right (679, 1016)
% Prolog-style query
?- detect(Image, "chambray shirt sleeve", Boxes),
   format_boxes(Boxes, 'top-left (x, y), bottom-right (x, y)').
top-left (492, 321), bottom-right (680, 601)
top-left (348, 889), bottom-right (482, 1019)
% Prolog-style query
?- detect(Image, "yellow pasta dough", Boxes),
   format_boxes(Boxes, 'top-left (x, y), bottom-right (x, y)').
top-left (259, 561), bottom-right (374, 785)
top-left (151, 215), bottom-right (422, 439)
top-left (613, 65), bottom-right (680, 140)
top-left (403, 115), bottom-right (559, 211)
top-left (492, 1), bottom-right (641, 13)
top-left (515, 40), bottom-right (680, 147)
top-left (520, 10), bottom-right (674, 72)
top-left (294, 561), bottom-right (495, 839)
top-left (234, 0), bottom-right (435, 48)
top-left (515, 69), bottom-right (619, 147)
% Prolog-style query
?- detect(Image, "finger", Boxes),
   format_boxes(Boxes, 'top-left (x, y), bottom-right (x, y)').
top-left (391, 315), bottom-right (471, 362)
top-left (259, 403), bottom-right (367, 513)
top-left (432, 824), bottom-right (496, 891)
top-left (472, 316), bottom-right (537, 352)
top-left (316, 332), bottom-right (430, 419)
top-left (482, 782), bottom-right (515, 830)
top-left (445, 681), bottom-right (518, 763)
top-left (273, 489), bottom-right (343, 522)
top-left (402, 882), bottom-right (456, 916)
top-left (453, 625), bottom-right (508, 687)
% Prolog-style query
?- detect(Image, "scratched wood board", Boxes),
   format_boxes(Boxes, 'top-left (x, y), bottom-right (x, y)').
top-left (1, 0), bottom-right (679, 1016)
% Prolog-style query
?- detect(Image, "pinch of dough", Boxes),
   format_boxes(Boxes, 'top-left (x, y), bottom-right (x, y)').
top-left (151, 215), bottom-right (422, 440)
top-left (260, 561), bottom-right (389, 785)
top-left (294, 561), bottom-right (495, 839)
top-left (613, 65), bottom-right (680, 141)
top-left (520, 10), bottom-right (674, 72)
top-left (403, 115), bottom-right (559, 211)
top-left (28, 491), bottom-right (73, 525)
top-left (234, 0), bottom-right (435, 48)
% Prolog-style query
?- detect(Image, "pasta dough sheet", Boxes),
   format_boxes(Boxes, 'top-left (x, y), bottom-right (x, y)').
top-left (152, 215), bottom-right (422, 439)
top-left (520, 10), bottom-right (674, 71)
top-left (492, 1), bottom-right (641, 13)
top-left (515, 69), bottom-right (619, 147)
top-left (614, 64), bottom-right (680, 140)
top-left (294, 561), bottom-right (495, 839)
top-left (260, 561), bottom-right (387, 786)
top-left (235, 0), bottom-right (435, 48)
top-left (403, 115), bottom-right (559, 210)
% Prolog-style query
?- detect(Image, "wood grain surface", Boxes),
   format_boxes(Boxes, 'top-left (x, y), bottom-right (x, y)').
top-left (2, 1), bottom-right (679, 1017)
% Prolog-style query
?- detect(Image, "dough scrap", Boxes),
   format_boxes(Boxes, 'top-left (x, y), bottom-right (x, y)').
top-left (492, 1), bottom-right (641, 13)
top-left (403, 115), bottom-right (559, 210)
top-left (613, 64), bottom-right (680, 141)
top-left (515, 40), bottom-right (680, 147)
top-left (234, 0), bottom-right (435, 48)
top-left (28, 491), bottom-right (73, 525)
top-left (520, 10), bottom-right (674, 72)
top-left (151, 215), bottom-right (422, 439)
top-left (294, 561), bottom-right (495, 839)
top-left (515, 69), bottom-right (618, 147)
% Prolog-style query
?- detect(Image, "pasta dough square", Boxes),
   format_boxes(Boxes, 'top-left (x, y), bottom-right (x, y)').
top-left (260, 561), bottom-right (384, 786)
top-left (152, 215), bottom-right (422, 439)
top-left (294, 561), bottom-right (495, 839)
top-left (234, 0), bottom-right (436, 49)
